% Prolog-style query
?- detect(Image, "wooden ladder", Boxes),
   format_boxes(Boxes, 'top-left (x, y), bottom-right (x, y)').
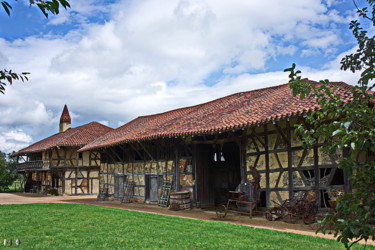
top-left (158, 180), bottom-right (173, 207)
top-left (121, 180), bottom-right (135, 203)
top-left (97, 187), bottom-right (108, 201)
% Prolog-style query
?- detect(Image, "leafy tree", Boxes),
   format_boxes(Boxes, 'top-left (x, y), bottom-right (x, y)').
top-left (1, 0), bottom-right (70, 17)
top-left (0, 0), bottom-right (71, 94)
top-left (285, 1), bottom-right (374, 249)
top-left (0, 70), bottom-right (29, 94)
top-left (0, 152), bottom-right (14, 191)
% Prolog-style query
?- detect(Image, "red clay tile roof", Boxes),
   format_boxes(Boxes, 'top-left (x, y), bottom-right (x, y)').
top-left (60, 104), bottom-right (71, 123)
top-left (12, 122), bottom-right (113, 156)
top-left (79, 81), bottom-right (355, 152)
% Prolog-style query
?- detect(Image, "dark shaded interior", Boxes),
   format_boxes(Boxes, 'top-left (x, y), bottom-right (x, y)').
top-left (197, 141), bottom-right (241, 207)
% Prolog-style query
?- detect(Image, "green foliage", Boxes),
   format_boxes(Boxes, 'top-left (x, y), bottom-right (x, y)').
top-left (285, 1), bottom-right (375, 248)
top-left (0, 69), bottom-right (29, 94)
top-left (1, 0), bottom-right (70, 18)
top-left (0, 203), bottom-right (365, 249)
top-left (0, 152), bottom-right (14, 191)
top-left (0, 1), bottom-right (11, 15)
top-left (48, 188), bottom-right (58, 195)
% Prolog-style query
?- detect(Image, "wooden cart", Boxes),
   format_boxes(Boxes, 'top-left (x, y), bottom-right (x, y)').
top-left (216, 191), bottom-right (257, 219)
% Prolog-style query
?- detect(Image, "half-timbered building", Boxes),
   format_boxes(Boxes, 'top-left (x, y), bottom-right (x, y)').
top-left (13, 105), bottom-right (113, 195)
top-left (79, 81), bottom-right (354, 208)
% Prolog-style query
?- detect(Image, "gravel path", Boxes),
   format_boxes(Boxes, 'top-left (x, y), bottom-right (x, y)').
top-left (1, 192), bottom-right (373, 247)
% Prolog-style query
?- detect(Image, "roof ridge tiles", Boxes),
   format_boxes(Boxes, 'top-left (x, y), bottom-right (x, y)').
top-left (13, 121), bottom-right (113, 156)
top-left (78, 81), bottom-right (357, 152)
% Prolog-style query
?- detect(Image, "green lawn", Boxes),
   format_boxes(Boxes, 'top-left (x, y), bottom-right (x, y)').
top-left (0, 203), bottom-right (371, 249)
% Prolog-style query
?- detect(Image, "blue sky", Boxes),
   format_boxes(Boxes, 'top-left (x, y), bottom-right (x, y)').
top-left (0, 0), bottom-right (369, 153)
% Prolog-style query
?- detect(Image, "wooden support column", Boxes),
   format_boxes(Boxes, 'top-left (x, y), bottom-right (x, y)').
top-left (64, 148), bottom-right (67, 167)
top-left (106, 150), bottom-right (109, 191)
top-left (48, 151), bottom-right (52, 168)
top-left (264, 124), bottom-right (270, 207)
top-left (87, 171), bottom-right (91, 194)
top-left (75, 168), bottom-right (78, 195)
top-left (240, 136), bottom-right (247, 182)
top-left (286, 121), bottom-right (293, 200)
top-left (174, 140), bottom-right (180, 192)
top-left (61, 171), bottom-right (65, 195)
top-left (89, 151), bottom-right (92, 167)
top-left (193, 143), bottom-right (198, 205)
top-left (314, 145), bottom-right (320, 204)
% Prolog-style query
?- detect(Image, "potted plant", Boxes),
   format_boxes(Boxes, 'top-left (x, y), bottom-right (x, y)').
top-left (48, 188), bottom-right (59, 196)
top-left (327, 188), bottom-right (344, 211)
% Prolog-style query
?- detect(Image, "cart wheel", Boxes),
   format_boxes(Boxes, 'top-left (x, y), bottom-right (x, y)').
top-left (303, 214), bottom-right (316, 225)
top-left (303, 204), bottom-right (318, 224)
top-left (216, 205), bottom-right (227, 219)
top-left (283, 213), bottom-right (298, 224)
top-left (279, 206), bottom-right (289, 219)
top-left (265, 210), bottom-right (273, 221)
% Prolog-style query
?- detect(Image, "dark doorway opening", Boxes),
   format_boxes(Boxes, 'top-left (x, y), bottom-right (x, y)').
top-left (114, 174), bottom-right (125, 199)
top-left (197, 141), bottom-right (241, 208)
top-left (145, 175), bottom-right (163, 203)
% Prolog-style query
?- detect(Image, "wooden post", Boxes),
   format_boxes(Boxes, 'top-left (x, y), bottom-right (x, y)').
top-left (240, 136), bottom-right (247, 183)
top-left (175, 140), bottom-right (180, 192)
top-left (314, 145), bottom-right (320, 205)
top-left (287, 121), bottom-right (293, 200)
top-left (264, 124), bottom-right (270, 208)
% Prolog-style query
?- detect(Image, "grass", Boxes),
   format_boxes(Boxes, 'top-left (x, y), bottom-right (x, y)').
top-left (0, 203), bottom-right (372, 249)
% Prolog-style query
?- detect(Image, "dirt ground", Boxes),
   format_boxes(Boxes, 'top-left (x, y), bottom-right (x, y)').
top-left (0, 192), bottom-right (373, 247)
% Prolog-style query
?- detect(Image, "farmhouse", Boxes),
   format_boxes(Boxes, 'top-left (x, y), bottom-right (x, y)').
top-left (80, 80), bottom-right (353, 209)
top-left (12, 105), bottom-right (113, 195)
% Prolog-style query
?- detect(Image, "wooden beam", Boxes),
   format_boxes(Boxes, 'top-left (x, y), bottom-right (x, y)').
top-left (251, 127), bottom-right (266, 149)
top-left (138, 141), bottom-right (154, 160)
top-left (129, 143), bottom-right (145, 161)
top-left (313, 145), bottom-right (320, 204)
top-left (264, 124), bottom-right (270, 207)
top-left (192, 136), bottom-right (241, 145)
top-left (107, 147), bottom-right (122, 163)
top-left (174, 141), bottom-right (180, 192)
top-left (275, 123), bottom-right (291, 146)
top-left (240, 136), bottom-right (247, 182)
top-left (286, 120), bottom-right (293, 200)
top-left (248, 134), bottom-right (260, 153)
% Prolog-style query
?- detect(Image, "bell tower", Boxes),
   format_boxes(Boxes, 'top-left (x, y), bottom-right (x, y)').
top-left (59, 104), bottom-right (71, 133)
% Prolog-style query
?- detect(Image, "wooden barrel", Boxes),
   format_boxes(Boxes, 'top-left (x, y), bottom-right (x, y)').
top-left (170, 191), bottom-right (191, 210)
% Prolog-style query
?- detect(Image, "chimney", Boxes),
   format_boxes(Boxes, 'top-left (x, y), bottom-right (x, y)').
top-left (59, 105), bottom-right (71, 133)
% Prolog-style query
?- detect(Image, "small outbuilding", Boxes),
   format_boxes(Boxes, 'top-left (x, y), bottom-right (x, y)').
top-left (12, 105), bottom-right (113, 195)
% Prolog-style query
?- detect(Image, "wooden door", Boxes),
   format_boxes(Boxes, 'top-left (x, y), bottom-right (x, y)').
top-left (149, 175), bottom-right (159, 202)
top-left (114, 174), bottom-right (125, 199)
top-left (196, 144), bottom-right (214, 208)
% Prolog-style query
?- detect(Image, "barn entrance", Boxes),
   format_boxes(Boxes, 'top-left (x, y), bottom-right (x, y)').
top-left (145, 175), bottom-right (163, 203)
top-left (114, 174), bottom-right (125, 199)
top-left (196, 141), bottom-right (241, 208)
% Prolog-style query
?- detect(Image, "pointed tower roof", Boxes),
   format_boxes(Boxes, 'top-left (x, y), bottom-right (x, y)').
top-left (60, 104), bottom-right (71, 124)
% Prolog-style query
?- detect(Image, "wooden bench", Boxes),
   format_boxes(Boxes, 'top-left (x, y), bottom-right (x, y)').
top-left (216, 191), bottom-right (257, 219)
top-left (227, 199), bottom-right (257, 218)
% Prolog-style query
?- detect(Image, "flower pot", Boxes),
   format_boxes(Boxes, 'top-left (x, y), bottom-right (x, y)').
top-left (328, 200), bottom-right (337, 211)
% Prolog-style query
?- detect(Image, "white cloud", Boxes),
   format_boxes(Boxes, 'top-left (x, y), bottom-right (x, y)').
top-left (276, 45), bottom-right (298, 56)
top-left (0, 0), bottom-right (360, 153)
top-left (47, 0), bottom-right (117, 26)
top-left (0, 128), bottom-right (32, 153)
top-left (98, 120), bottom-right (110, 127)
